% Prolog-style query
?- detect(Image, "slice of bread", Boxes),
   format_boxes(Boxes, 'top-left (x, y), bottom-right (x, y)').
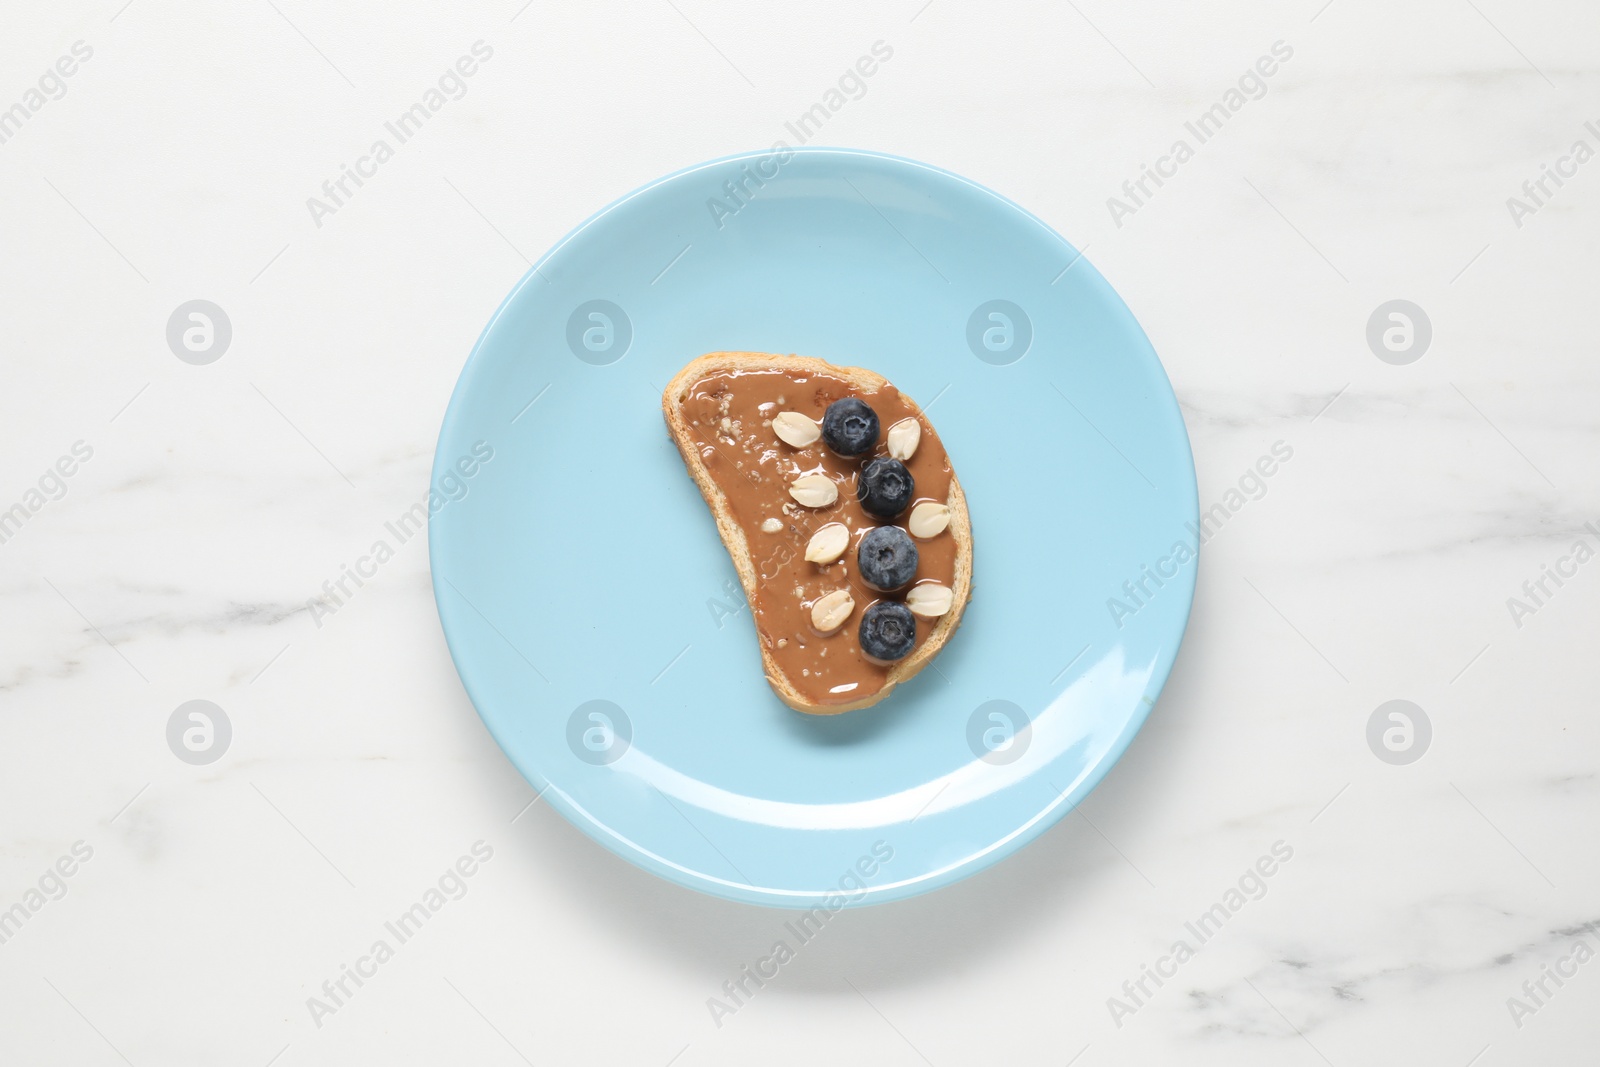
top-left (662, 352), bottom-right (973, 714)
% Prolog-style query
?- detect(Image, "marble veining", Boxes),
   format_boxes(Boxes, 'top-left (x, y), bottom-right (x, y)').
top-left (1, 2), bottom-right (1597, 1064)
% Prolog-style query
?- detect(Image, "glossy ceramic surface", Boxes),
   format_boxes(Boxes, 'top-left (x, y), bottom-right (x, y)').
top-left (430, 148), bottom-right (1197, 908)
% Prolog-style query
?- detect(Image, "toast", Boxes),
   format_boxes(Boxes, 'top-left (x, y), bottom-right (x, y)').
top-left (662, 352), bottom-right (973, 714)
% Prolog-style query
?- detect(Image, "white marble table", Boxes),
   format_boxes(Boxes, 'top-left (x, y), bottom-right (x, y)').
top-left (2, 1), bottom-right (1595, 1063)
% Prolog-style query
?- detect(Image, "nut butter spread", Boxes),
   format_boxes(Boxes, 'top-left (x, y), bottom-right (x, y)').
top-left (682, 368), bottom-right (957, 706)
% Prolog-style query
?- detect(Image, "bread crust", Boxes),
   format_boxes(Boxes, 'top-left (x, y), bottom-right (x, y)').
top-left (662, 352), bottom-right (973, 714)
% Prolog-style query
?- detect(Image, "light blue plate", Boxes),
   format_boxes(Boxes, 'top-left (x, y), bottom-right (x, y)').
top-left (430, 148), bottom-right (1197, 908)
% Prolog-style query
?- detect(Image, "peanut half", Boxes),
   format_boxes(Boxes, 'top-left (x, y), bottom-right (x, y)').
top-left (772, 411), bottom-right (821, 448)
top-left (804, 522), bottom-right (850, 564)
top-left (810, 589), bottom-right (855, 633)
top-left (907, 500), bottom-right (950, 539)
top-left (789, 473), bottom-right (838, 508)
top-left (905, 583), bottom-right (954, 619)
top-left (886, 417), bottom-right (921, 461)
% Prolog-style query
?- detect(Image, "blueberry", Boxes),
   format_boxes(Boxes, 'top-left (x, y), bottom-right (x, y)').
top-left (859, 601), bottom-right (917, 662)
top-left (821, 397), bottom-right (879, 456)
top-left (857, 457), bottom-right (915, 518)
top-left (857, 525), bottom-right (918, 591)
